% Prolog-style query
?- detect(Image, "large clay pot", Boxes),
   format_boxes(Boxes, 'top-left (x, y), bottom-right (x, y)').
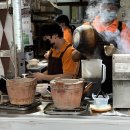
top-left (50, 78), bottom-right (93, 110)
top-left (6, 78), bottom-right (37, 105)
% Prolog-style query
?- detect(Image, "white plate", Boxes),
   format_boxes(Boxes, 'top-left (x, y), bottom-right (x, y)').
top-left (38, 62), bottom-right (48, 67)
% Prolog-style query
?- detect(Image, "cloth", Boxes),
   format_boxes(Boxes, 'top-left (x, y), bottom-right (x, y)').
top-left (48, 42), bottom-right (79, 77)
top-left (48, 44), bottom-right (71, 75)
top-left (63, 27), bottom-right (73, 44)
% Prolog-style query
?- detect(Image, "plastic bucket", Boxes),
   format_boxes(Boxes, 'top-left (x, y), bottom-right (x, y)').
top-left (92, 93), bottom-right (109, 108)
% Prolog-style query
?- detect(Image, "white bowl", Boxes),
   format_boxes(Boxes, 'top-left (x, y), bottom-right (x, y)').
top-left (28, 59), bottom-right (39, 66)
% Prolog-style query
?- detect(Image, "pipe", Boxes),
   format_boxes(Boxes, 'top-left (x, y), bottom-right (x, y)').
top-left (12, 0), bottom-right (23, 52)
top-left (12, 0), bottom-right (23, 77)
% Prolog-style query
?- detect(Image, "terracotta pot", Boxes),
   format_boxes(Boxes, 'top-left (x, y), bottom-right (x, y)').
top-left (6, 78), bottom-right (37, 105)
top-left (50, 79), bottom-right (93, 110)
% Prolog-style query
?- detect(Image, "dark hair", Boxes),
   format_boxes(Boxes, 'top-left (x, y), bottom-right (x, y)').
top-left (40, 22), bottom-right (63, 38)
top-left (55, 14), bottom-right (70, 27)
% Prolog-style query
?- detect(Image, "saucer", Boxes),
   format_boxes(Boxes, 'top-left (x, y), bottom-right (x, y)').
top-left (90, 104), bottom-right (112, 112)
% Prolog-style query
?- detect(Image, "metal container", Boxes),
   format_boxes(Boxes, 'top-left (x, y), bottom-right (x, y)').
top-left (73, 24), bottom-right (97, 57)
top-left (113, 54), bottom-right (130, 108)
top-left (81, 59), bottom-right (106, 83)
top-left (81, 59), bottom-right (106, 97)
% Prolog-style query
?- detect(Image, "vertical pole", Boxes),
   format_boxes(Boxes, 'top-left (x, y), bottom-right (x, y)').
top-left (12, 0), bottom-right (23, 77)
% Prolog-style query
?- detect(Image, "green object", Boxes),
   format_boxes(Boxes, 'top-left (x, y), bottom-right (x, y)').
top-left (23, 33), bottom-right (29, 45)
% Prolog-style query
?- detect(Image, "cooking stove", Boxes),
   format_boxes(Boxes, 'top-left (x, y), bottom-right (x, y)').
top-left (35, 91), bottom-right (52, 102)
top-left (44, 101), bottom-right (89, 115)
top-left (0, 93), bottom-right (42, 114)
top-left (41, 94), bottom-right (52, 102)
top-left (0, 100), bottom-right (41, 111)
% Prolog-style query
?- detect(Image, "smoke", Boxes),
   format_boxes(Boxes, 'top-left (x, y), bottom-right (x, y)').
top-left (120, 24), bottom-right (130, 54)
top-left (126, 21), bottom-right (130, 28)
top-left (119, 9), bottom-right (130, 54)
top-left (84, 1), bottom-right (130, 54)
top-left (84, 1), bottom-right (100, 23)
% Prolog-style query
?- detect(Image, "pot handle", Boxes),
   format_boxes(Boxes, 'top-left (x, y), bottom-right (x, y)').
top-left (101, 64), bottom-right (106, 84)
top-left (0, 75), bottom-right (7, 81)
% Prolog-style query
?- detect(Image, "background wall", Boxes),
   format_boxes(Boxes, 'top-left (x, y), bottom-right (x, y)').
top-left (117, 0), bottom-right (130, 21)
top-left (58, 6), bottom-right (70, 18)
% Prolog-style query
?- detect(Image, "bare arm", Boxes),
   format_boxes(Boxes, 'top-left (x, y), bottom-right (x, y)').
top-left (33, 72), bottom-right (73, 81)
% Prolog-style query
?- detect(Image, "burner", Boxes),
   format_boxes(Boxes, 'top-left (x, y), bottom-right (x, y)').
top-left (0, 100), bottom-right (41, 111)
top-left (44, 103), bottom-right (87, 115)
top-left (41, 94), bottom-right (52, 102)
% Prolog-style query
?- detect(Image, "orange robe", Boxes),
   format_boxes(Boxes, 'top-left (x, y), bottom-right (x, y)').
top-left (63, 27), bottom-right (73, 45)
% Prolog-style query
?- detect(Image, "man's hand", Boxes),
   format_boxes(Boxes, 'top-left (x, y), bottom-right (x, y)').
top-left (33, 72), bottom-right (45, 81)
top-left (44, 51), bottom-right (50, 59)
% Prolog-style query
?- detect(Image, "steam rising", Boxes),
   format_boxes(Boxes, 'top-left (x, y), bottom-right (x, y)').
top-left (84, 1), bottom-right (130, 54)
top-left (85, 1), bottom-right (100, 22)
top-left (120, 24), bottom-right (130, 53)
top-left (120, 9), bottom-right (130, 54)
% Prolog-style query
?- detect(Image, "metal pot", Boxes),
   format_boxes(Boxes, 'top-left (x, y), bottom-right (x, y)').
top-left (73, 25), bottom-right (98, 57)
top-left (50, 78), bottom-right (93, 110)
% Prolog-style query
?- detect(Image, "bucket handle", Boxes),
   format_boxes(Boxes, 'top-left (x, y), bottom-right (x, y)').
top-left (101, 64), bottom-right (106, 84)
